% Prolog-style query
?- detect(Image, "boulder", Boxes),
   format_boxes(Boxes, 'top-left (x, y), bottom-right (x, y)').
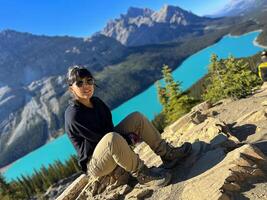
top-left (56, 174), bottom-right (88, 200)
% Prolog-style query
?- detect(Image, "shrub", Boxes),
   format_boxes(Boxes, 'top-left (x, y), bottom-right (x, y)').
top-left (203, 54), bottom-right (261, 103)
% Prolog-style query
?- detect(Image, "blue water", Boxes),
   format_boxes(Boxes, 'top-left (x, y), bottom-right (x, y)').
top-left (3, 31), bottom-right (263, 182)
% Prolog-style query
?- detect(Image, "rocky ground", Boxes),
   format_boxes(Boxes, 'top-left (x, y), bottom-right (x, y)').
top-left (54, 83), bottom-right (267, 200)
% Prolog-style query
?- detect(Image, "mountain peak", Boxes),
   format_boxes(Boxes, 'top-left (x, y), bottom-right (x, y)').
top-left (152, 4), bottom-right (200, 24)
top-left (125, 7), bottom-right (153, 18)
top-left (162, 4), bottom-right (184, 13)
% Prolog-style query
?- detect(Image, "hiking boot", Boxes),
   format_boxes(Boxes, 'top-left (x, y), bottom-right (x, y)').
top-left (88, 165), bottom-right (129, 196)
top-left (131, 162), bottom-right (171, 187)
top-left (108, 165), bottom-right (129, 190)
top-left (161, 142), bottom-right (192, 169)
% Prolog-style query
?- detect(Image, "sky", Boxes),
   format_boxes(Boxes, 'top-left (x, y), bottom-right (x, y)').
top-left (0, 0), bottom-right (229, 37)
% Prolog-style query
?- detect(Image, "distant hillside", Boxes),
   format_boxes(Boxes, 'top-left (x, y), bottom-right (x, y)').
top-left (0, 30), bottom-right (128, 86)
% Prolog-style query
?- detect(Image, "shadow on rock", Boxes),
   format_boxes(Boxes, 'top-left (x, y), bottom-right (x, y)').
top-left (170, 134), bottom-right (234, 184)
top-left (253, 140), bottom-right (267, 155)
top-left (229, 123), bottom-right (257, 142)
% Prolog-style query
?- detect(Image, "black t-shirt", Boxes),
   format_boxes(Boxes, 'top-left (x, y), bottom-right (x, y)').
top-left (64, 96), bottom-right (114, 172)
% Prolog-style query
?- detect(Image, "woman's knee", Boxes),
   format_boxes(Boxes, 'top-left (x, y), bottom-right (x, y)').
top-left (104, 132), bottom-right (125, 145)
top-left (104, 132), bottom-right (131, 156)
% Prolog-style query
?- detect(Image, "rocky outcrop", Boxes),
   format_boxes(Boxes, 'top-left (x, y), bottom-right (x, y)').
top-left (56, 84), bottom-right (267, 200)
top-left (182, 144), bottom-right (267, 200)
top-left (56, 174), bottom-right (88, 200)
top-left (43, 172), bottom-right (83, 200)
top-left (101, 5), bottom-right (212, 46)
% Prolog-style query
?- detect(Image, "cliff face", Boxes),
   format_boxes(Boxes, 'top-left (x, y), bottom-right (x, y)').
top-left (56, 83), bottom-right (267, 200)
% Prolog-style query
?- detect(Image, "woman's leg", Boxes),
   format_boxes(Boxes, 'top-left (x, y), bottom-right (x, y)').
top-left (114, 111), bottom-right (192, 169)
top-left (114, 111), bottom-right (167, 156)
top-left (87, 132), bottom-right (139, 178)
top-left (87, 130), bottom-right (172, 188)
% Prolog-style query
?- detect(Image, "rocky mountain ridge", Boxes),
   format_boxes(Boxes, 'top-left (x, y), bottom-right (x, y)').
top-left (101, 5), bottom-right (212, 46)
top-left (0, 30), bottom-right (128, 86)
top-left (55, 83), bottom-right (267, 200)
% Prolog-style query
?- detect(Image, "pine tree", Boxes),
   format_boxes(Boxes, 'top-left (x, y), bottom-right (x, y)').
top-left (54, 160), bottom-right (67, 178)
top-left (223, 56), bottom-right (261, 99)
top-left (39, 165), bottom-right (51, 190)
top-left (20, 174), bottom-right (35, 198)
top-left (64, 155), bottom-right (80, 176)
top-left (16, 176), bottom-right (31, 199)
top-left (47, 163), bottom-right (60, 183)
top-left (156, 81), bottom-right (169, 114)
top-left (32, 169), bottom-right (45, 193)
top-left (70, 155), bottom-right (80, 172)
top-left (156, 65), bottom-right (197, 124)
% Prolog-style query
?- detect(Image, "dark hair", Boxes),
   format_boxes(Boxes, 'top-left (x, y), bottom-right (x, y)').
top-left (67, 65), bottom-right (94, 86)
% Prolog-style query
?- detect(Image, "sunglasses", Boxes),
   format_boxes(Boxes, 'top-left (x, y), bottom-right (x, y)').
top-left (75, 79), bottom-right (95, 87)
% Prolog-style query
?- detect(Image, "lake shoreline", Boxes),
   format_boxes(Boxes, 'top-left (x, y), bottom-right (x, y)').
top-left (231, 29), bottom-right (267, 49)
top-left (252, 29), bottom-right (267, 48)
top-left (0, 163), bottom-right (13, 174)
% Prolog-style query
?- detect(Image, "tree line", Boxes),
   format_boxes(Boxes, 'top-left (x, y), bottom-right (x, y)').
top-left (0, 155), bottom-right (80, 200)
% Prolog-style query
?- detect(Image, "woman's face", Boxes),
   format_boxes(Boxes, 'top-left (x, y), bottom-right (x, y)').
top-left (69, 77), bottom-right (95, 101)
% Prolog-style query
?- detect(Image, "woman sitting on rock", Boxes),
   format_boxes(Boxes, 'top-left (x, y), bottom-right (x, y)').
top-left (64, 65), bottom-right (192, 194)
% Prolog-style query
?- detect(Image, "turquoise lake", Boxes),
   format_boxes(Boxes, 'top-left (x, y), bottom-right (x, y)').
top-left (3, 31), bottom-right (263, 182)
